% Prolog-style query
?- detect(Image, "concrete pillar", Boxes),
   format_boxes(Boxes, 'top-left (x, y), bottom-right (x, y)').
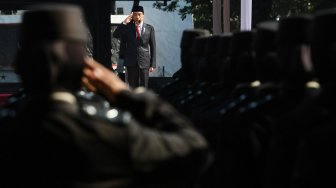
top-left (241, 0), bottom-right (252, 31)
top-left (223, 0), bottom-right (230, 33)
top-left (213, 0), bottom-right (222, 34)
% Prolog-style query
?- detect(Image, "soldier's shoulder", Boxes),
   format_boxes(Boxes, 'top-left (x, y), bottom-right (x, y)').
top-left (75, 90), bottom-right (132, 125)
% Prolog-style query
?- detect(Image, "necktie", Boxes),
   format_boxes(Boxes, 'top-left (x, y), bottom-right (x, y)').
top-left (136, 25), bottom-right (141, 40)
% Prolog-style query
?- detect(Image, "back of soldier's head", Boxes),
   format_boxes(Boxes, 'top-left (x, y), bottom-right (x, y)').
top-left (254, 21), bottom-right (280, 83)
top-left (180, 29), bottom-right (210, 81)
top-left (229, 30), bottom-right (257, 84)
top-left (310, 8), bottom-right (336, 85)
top-left (200, 34), bottom-right (222, 82)
top-left (15, 4), bottom-right (88, 94)
top-left (216, 33), bottom-right (233, 83)
top-left (276, 14), bottom-right (314, 85)
top-left (276, 14), bottom-right (313, 64)
top-left (254, 21), bottom-right (278, 58)
top-left (216, 33), bottom-right (233, 59)
top-left (180, 29), bottom-right (210, 66)
top-left (190, 36), bottom-right (210, 81)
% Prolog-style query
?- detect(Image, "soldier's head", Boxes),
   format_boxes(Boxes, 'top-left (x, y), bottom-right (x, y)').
top-left (253, 21), bottom-right (280, 83)
top-left (15, 4), bottom-right (88, 95)
top-left (276, 15), bottom-right (314, 86)
top-left (180, 29), bottom-right (210, 82)
top-left (310, 8), bottom-right (336, 85)
top-left (131, 5), bottom-right (144, 25)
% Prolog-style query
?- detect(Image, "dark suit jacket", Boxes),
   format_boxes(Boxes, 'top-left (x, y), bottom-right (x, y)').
top-left (113, 21), bottom-right (156, 69)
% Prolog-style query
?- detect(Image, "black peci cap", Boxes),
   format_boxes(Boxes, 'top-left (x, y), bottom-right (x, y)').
top-left (311, 8), bottom-right (336, 44)
top-left (16, 4), bottom-right (89, 94)
top-left (277, 14), bottom-right (313, 46)
top-left (254, 21), bottom-right (279, 54)
top-left (132, 5), bottom-right (144, 14)
top-left (230, 30), bottom-right (255, 54)
top-left (310, 8), bottom-right (336, 84)
top-left (180, 29), bottom-right (210, 48)
top-left (19, 4), bottom-right (88, 47)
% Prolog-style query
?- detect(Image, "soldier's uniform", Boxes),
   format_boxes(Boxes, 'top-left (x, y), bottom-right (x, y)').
top-left (0, 88), bottom-right (209, 188)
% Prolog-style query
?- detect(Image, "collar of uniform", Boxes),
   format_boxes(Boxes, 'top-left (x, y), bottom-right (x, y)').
top-left (50, 91), bottom-right (77, 105)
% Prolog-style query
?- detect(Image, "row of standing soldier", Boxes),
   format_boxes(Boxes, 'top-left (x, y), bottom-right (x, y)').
top-left (159, 8), bottom-right (336, 188)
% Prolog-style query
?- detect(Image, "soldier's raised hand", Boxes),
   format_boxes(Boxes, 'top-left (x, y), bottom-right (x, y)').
top-left (82, 58), bottom-right (130, 103)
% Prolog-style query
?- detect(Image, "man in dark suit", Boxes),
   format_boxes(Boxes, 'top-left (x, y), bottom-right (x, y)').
top-left (113, 5), bottom-right (156, 88)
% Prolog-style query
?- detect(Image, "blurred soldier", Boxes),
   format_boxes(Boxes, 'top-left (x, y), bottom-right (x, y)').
top-left (290, 9), bottom-right (336, 188)
top-left (0, 4), bottom-right (209, 188)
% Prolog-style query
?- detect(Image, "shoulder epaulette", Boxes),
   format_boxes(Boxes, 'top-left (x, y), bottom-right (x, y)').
top-left (76, 90), bottom-right (132, 125)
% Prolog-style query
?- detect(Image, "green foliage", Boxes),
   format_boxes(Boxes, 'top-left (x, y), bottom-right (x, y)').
top-left (270, 0), bottom-right (314, 20)
top-left (310, 0), bottom-right (336, 11)
top-left (153, 0), bottom-right (212, 31)
top-left (229, 1), bottom-right (241, 32)
top-left (153, 0), bottom-right (336, 32)
top-left (153, 0), bottom-right (179, 12)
